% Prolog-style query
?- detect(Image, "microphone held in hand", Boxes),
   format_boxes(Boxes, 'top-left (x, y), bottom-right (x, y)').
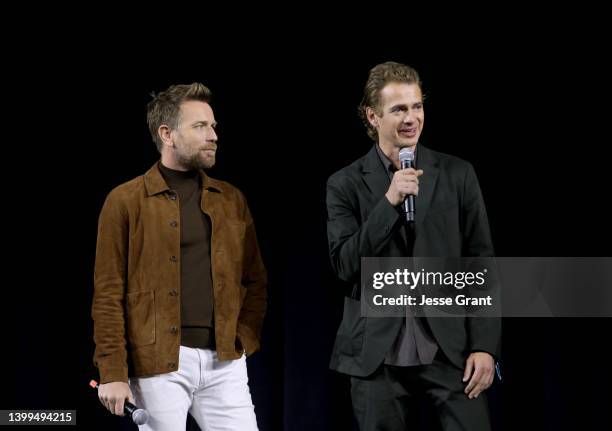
top-left (123, 401), bottom-right (149, 425)
top-left (398, 147), bottom-right (415, 222)
top-left (89, 379), bottom-right (149, 425)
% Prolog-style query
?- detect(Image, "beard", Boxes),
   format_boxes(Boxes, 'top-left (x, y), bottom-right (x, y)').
top-left (175, 148), bottom-right (216, 170)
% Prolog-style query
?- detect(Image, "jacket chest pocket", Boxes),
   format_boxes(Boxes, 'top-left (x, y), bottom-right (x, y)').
top-left (126, 290), bottom-right (156, 347)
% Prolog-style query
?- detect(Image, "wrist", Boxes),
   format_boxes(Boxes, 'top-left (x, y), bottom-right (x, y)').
top-left (385, 191), bottom-right (400, 206)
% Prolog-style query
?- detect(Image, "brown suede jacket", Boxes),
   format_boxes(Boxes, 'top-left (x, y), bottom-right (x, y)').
top-left (92, 163), bottom-right (267, 383)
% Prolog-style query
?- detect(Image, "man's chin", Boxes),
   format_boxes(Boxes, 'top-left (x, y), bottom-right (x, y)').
top-left (199, 156), bottom-right (216, 170)
top-left (178, 155), bottom-right (215, 171)
top-left (395, 141), bottom-right (418, 149)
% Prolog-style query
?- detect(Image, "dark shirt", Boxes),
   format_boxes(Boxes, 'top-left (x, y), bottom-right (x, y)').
top-left (159, 162), bottom-right (215, 349)
top-left (375, 144), bottom-right (438, 366)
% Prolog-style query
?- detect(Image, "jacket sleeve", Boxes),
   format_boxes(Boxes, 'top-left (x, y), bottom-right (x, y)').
top-left (236, 199), bottom-right (268, 356)
top-left (461, 163), bottom-right (502, 360)
top-left (91, 190), bottom-right (129, 383)
top-left (326, 174), bottom-right (401, 284)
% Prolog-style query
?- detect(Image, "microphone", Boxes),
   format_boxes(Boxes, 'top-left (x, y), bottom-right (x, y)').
top-left (89, 379), bottom-right (150, 425)
top-left (399, 147), bottom-right (415, 222)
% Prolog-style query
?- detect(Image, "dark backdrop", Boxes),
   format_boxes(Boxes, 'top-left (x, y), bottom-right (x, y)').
top-left (6, 26), bottom-right (611, 431)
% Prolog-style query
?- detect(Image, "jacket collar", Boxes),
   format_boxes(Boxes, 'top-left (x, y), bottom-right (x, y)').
top-left (143, 161), bottom-right (223, 197)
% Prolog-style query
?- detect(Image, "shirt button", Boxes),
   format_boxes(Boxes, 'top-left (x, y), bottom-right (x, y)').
top-left (170, 220), bottom-right (178, 228)
top-left (170, 255), bottom-right (177, 262)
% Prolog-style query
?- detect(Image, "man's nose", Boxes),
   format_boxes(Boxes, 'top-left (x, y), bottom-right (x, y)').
top-left (403, 110), bottom-right (415, 123)
top-left (208, 128), bottom-right (218, 141)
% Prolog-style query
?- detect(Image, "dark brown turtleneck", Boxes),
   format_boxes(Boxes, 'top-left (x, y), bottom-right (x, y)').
top-left (158, 162), bottom-right (215, 349)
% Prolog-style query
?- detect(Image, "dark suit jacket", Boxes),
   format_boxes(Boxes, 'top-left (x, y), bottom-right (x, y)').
top-left (326, 144), bottom-right (501, 377)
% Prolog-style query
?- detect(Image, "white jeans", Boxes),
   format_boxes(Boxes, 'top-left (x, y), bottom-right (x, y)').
top-left (129, 346), bottom-right (258, 431)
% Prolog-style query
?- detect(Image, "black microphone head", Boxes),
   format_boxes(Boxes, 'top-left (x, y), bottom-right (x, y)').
top-left (131, 408), bottom-right (149, 425)
top-left (398, 147), bottom-right (414, 164)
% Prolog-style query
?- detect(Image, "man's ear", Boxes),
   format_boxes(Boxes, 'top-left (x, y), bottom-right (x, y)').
top-left (366, 107), bottom-right (379, 129)
top-left (158, 125), bottom-right (173, 148)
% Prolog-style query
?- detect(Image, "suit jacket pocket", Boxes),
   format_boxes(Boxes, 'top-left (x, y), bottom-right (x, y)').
top-left (126, 290), bottom-right (156, 347)
top-left (336, 297), bottom-right (365, 356)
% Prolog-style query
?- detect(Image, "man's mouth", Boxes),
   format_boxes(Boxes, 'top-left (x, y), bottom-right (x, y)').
top-left (398, 127), bottom-right (417, 138)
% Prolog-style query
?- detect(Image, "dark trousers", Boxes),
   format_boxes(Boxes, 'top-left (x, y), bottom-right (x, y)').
top-left (350, 350), bottom-right (491, 431)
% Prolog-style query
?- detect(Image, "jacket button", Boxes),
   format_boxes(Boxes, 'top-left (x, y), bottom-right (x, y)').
top-left (170, 220), bottom-right (178, 228)
top-left (169, 288), bottom-right (177, 296)
top-left (168, 192), bottom-right (177, 201)
top-left (170, 326), bottom-right (178, 333)
top-left (168, 362), bottom-right (176, 368)
top-left (170, 255), bottom-right (177, 262)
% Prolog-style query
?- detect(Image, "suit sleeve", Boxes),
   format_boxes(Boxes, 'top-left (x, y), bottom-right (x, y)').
top-left (91, 191), bottom-right (129, 384)
top-left (461, 163), bottom-right (501, 360)
top-left (326, 174), bottom-right (401, 284)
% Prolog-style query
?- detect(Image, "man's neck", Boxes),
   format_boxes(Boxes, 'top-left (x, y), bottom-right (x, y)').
top-left (160, 154), bottom-right (189, 172)
top-left (378, 142), bottom-right (417, 170)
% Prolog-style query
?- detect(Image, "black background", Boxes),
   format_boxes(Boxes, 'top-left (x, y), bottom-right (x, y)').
top-left (5, 15), bottom-right (611, 431)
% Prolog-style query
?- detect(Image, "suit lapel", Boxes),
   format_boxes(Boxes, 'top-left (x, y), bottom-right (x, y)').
top-left (361, 145), bottom-right (391, 202)
top-left (414, 145), bottom-right (440, 233)
top-left (360, 144), bottom-right (440, 236)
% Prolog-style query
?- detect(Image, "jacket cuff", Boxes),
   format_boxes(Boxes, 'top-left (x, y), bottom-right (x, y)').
top-left (236, 323), bottom-right (260, 356)
top-left (98, 367), bottom-right (128, 384)
top-left (372, 196), bottom-right (402, 236)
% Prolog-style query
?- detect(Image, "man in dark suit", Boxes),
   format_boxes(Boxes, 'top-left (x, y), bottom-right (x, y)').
top-left (326, 62), bottom-right (500, 430)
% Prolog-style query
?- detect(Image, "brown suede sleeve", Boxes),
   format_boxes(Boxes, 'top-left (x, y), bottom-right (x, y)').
top-left (91, 190), bottom-right (129, 383)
